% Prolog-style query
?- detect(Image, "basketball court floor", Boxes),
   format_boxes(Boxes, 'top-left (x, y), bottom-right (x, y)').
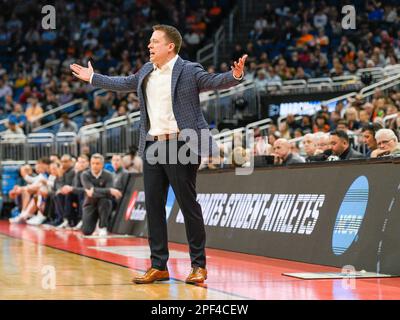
top-left (1, 220), bottom-right (400, 300)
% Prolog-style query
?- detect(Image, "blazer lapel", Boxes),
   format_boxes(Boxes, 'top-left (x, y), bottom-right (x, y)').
top-left (171, 56), bottom-right (184, 103)
top-left (138, 63), bottom-right (154, 98)
top-left (138, 63), bottom-right (154, 130)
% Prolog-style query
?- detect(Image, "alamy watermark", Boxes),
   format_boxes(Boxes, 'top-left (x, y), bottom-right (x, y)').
top-left (41, 5), bottom-right (56, 30)
top-left (143, 128), bottom-right (255, 176)
top-left (341, 265), bottom-right (356, 290)
top-left (41, 265), bottom-right (56, 290)
top-left (342, 5), bottom-right (356, 30)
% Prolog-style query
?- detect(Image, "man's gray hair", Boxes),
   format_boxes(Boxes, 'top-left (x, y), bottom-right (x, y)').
top-left (375, 129), bottom-right (398, 143)
top-left (61, 154), bottom-right (72, 160)
top-left (303, 133), bottom-right (315, 141)
top-left (314, 132), bottom-right (329, 142)
top-left (91, 153), bottom-right (105, 163)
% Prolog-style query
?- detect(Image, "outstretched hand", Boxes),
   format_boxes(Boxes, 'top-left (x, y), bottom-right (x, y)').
top-left (231, 54), bottom-right (248, 79)
top-left (70, 61), bottom-right (94, 82)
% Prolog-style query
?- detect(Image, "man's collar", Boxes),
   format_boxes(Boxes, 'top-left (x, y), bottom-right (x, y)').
top-left (91, 170), bottom-right (103, 179)
top-left (153, 55), bottom-right (179, 71)
top-left (340, 147), bottom-right (350, 159)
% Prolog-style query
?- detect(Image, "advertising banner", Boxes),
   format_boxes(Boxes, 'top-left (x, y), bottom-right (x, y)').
top-left (111, 161), bottom-right (400, 274)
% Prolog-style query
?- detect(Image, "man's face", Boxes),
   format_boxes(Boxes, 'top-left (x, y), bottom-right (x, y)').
top-left (50, 164), bottom-right (60, 176)
top-left (330, 135), bottom-right (348, 156)
top-left (376, 134), bottom-right (397, 152)
top-left (14, 104), bottom-right (22, 113)
top-left (273, 140), bottom-right (290, 159)
top-left (303, 136), bottom-right (316, 156)
top-left (112, 155), bottom-right (122, 171)
top-left (316, 137), bottom-right (330, 151)
top-left (91, 158), bottom-right (103, 175)
top-left (61, 156), bottom-right (72, 170)
top-left (35, 162), bottom-right (48, 174)
top-left (77, 157), bottom-right (89, 171)
top-left (148, 30), bottom-right (174, 67)
top-left (362, 130), bottom-right (376, 149)
top-left (35, 162), bottom-right (43, 174)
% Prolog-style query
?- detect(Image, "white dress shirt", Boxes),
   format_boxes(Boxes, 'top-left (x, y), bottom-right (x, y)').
top-left (144, 55), bottom-right (180, 136)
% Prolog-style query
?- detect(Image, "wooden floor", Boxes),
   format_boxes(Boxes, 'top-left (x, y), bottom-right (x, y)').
top-left (1, 220), bottom-right (400, 300)
top-left (0, 233), bottom-right (237, 300)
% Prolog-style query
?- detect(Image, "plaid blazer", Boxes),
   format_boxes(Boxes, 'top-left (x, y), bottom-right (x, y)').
top-left (91, 56), bottom-right (242, 157)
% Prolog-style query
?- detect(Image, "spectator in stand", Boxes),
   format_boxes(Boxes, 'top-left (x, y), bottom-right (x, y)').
top-left (2, 94), bottom-right (15, 115)
top-left (361, 122), bottom-right (383, 157)
top-left (112, 104), bottom-right (128, 119)
top-left (329, 130), bottom-right (365, 161)
top-left (306, 132), bottom-right (333, 162)
top-left (268, 132), bottom-right (280, 146)
top-left (329, 111), bottom-right (341, 130)
top-left (89, 95), bottom-right (109, 121)
top-left (359, 109), bottom-right (371, 128)
top-left (344, 107), bottom-right (361, 131)
top-left (285, 114), bottom-right (298, 134)
top-left (25, 97), bottom-right (43, 129)
top-left (272, 138), bottom-right (305, 165)
top-left (313, 114), bottom-right (330, 133)
top-left (8, 103), bottom-right (27, 131)
top-left (50, 154), bottom-right (61, 164)
top-left (3, 121), bottom-right (25, 143)
top-left (279, 121), bottom-right (292, 139)
top-left (18, 85), bottom-right (42, 104)
top-left (371, 129), bottom-right (400, 158)
top-left (58, 113), bottom-right (78, 134)
top-left (299, 115), bottom-right (313, 134)
top-left (362, 102), bottom-right (376, 122)
top-left (184, 28), bottom-right (201, 57)
top-left (253, 127), bottom-right (272, 156)
top-left (58, 81), bottom-right (74, 105)
top-left (336, 119), bottom-right (350, 132)
top-left (254, 69), bottom-right (269, 92)
top-left (127, 93), bottom-right (140, 111)
top-left (302, 133), bottom-right (317, 161)
top-left (0, 77), bottom-right (12, 101)
top-left (41, 91), bottom-right (59, 124)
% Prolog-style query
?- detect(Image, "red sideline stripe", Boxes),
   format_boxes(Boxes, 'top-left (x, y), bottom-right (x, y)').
top-left (125, 190), bottom-right (138, 221)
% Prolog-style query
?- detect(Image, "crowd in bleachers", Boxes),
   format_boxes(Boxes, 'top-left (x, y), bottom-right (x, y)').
top-left (200, 85), bottom-right (400, 170)
top-left (225, 0), bottom-right (400, 88)
top-left (1, 1), bottom-right (400, 178)
top-left (0, 0), bottom-right (232, 134)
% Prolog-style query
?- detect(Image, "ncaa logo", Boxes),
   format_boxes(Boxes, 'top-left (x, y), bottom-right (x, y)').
top-left (332, 176), bottom-right (369, 255)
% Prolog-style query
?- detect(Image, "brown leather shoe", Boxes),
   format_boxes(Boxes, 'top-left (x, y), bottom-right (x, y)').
top-left (185, 267), bottom-right (207, 284)
top-left (132, 268), bottom-right (170, 284)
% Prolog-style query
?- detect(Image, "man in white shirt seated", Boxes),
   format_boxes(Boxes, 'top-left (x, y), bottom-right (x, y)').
top-left (9, 157), bottom-right (51, 224)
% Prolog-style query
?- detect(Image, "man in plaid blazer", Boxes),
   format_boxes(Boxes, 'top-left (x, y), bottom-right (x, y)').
top-left (71, 24), bottom-right (247, 284)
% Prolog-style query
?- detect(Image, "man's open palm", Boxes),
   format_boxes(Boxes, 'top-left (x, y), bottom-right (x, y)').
top-left (231, 54), bottom-right (248, 79)
top-left (70, 61), bottom-right (94, 82)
